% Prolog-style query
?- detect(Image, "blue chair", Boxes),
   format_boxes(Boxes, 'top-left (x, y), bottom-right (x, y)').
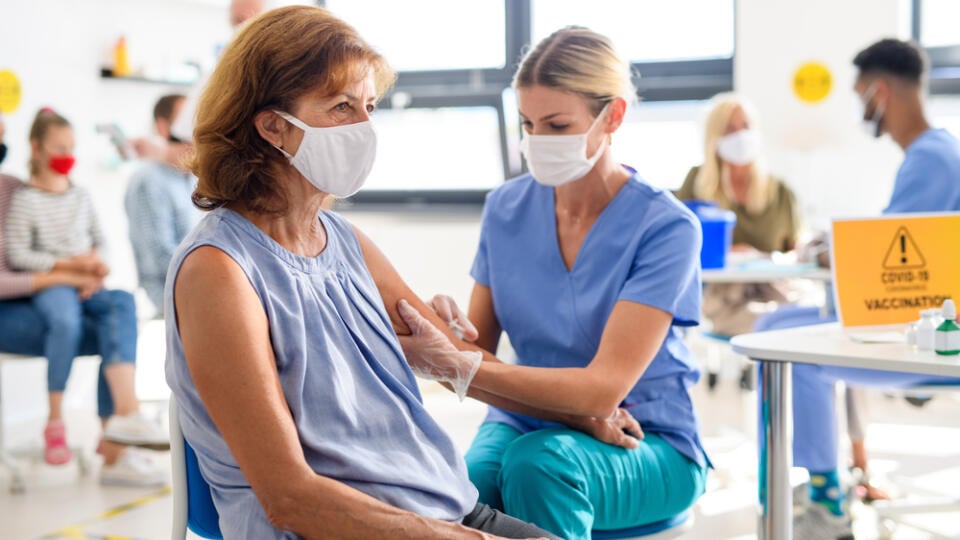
top-left (592, 511), bottom-right (692, 539)
top-left (169, 398), bottom-right (223, 540)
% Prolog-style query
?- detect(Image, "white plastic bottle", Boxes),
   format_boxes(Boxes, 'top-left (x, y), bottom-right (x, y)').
top-left (915, 309), bottom-right (938, 351)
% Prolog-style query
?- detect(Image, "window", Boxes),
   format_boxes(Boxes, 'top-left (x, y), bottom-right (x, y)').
top-left (913, 0), bottom-right (960, 94)
top-left (320, 0), bottom-right (734, 204)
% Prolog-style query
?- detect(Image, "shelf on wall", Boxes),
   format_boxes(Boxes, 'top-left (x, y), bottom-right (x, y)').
top-left (99, 68), bottom-right (195, 87)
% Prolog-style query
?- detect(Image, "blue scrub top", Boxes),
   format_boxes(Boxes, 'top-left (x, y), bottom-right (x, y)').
top-left (885, 128), bottom-right (960, 213)
top-left (470, 171), bottom-right (709, 467)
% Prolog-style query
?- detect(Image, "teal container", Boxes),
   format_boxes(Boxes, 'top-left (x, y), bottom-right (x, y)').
top-left (683, 200), bottom-right (737, 269)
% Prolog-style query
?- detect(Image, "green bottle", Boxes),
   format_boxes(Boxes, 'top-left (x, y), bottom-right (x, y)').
top-left (935, 299), bottom-right (960, 356)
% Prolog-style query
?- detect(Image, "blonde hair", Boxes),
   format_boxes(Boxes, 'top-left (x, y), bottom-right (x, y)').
top-left (513, 26), bottom-right (636, 116)
top-left (191, 5), bottom-right (395, 214)
top-left (693, 93), bottom-right (773, 215)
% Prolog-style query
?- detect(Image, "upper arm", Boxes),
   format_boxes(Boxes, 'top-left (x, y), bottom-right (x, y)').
top-left (173, 246), bottom-right (313, 505)
top-left (352, 225), bottom-right (467, 344)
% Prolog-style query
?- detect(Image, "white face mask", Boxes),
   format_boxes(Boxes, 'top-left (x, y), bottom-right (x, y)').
top-left (273, 110), bottom-right (377, 198)
top-left (859, 83), bottom-right (885, 139)
top-left (520, 104), bottom-right (609, 187)
top-left (716, 129), bottom-right (759, 166)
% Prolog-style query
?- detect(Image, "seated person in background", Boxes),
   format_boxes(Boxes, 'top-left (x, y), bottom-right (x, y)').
top-left (399, 26), bottom-right (710, 540)
top-left (167, 6), bottom-right (561, 538)
top-left (674, 93), bottom-right (800, 336)
top-left (0, 109), bottom-right (166, 484)
top-left (125, 94), bottom-right (199, 315)
top-left (768, 38), bottom-right (960, 537)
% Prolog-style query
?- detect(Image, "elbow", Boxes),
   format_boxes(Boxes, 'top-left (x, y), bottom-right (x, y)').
top-left (261, 489), bottom-right (303, 531)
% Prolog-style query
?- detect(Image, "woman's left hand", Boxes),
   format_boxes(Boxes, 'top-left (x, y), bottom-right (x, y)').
top-left (575, 408), bottom-right (644, 449)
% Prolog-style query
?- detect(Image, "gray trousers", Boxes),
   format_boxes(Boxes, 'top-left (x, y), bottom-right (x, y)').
top-left (462, 503), bottom-right (562, 539)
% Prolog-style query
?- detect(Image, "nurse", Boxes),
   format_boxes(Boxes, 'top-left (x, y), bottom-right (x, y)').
top-left (397, 26), bottom-right (709, 540)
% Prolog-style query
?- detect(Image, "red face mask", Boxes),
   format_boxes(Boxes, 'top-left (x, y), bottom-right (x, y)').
top-left (49, 155), bottom-right (76, 175)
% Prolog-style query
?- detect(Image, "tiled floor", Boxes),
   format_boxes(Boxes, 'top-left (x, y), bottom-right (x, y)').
top-left (2, 341), bottom-right (959, 539)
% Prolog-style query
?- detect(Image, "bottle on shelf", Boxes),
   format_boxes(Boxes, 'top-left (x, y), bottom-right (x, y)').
top-left (113, 36), bottom-right (131, 77)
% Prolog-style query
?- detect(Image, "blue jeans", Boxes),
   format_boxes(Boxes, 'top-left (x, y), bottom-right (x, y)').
top-left (0, 288), bottom-right (138, 419)
top-left (465, 423), bottom-right (707, 540)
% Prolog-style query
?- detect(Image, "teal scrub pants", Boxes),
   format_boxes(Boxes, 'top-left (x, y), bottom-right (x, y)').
top-left (465, 423), bottom-right (707, 540)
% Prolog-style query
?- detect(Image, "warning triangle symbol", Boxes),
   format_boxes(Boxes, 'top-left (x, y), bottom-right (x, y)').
top-left (882, 226), bottom-right (926, 269)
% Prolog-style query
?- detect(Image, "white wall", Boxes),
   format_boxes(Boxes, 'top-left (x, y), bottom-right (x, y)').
top-left (735, 0), bottom-right (945, 232)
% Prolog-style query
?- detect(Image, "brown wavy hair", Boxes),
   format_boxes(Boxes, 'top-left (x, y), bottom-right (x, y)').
top-left (191, 5), bottom-right (395, 214)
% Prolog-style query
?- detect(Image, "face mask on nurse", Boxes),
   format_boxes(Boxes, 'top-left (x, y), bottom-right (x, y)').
top-left (521, 104), bottom-right (610, 187)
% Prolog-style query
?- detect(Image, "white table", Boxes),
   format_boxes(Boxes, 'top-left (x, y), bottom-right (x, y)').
top-left (701, 262), bottom-right (832, 284)
top-left (731, 323), bottom-right (960, 539)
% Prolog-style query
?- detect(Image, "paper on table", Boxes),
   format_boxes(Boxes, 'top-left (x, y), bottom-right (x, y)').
top-left (847, 332), bottom-right (906, 344)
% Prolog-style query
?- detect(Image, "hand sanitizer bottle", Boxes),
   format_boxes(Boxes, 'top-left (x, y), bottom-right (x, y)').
top-left (934, 299), bottom-right (960, 356)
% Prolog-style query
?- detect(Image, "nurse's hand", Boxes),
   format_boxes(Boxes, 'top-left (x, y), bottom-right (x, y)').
top-left (428, 294), bottom-right (479, 342)
top-left (575, 408), bottom-right (643, 449)
top-left (397, 299), bottom-right (482, 401)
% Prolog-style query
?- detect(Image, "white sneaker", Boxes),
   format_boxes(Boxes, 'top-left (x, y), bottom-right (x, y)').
top-left (100, 448), bottom-right (167, 487)
top-left (104, 412), bottom-right (170, 450)
top-left (793, 502), bottom-right (855, 540)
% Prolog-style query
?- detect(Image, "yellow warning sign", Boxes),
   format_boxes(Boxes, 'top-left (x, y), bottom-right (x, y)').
top-left (882, 226), bottom-right (926, 269)
top-left (832, 213), bottom-right (960, 327)
top-left (0, 69), bottom-right (22, 114)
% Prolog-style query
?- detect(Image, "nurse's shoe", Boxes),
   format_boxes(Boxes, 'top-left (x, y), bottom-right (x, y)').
top-left (103, 412), bottom-right (170, 450)
top-left (793, 502), bottom-right (855, 540)
top-left (100, 448), bottom-right (166, 487)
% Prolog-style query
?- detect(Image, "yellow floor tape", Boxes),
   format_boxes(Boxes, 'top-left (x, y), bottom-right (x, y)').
top-left (36, 485), bottom-right (171, 540)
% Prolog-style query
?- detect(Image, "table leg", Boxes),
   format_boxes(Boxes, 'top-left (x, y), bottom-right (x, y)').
top-left (759, 360), bottom-right (793, 540)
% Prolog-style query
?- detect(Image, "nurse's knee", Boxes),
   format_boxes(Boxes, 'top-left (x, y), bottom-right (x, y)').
top-left (500, 431), bottom-right (585, 493)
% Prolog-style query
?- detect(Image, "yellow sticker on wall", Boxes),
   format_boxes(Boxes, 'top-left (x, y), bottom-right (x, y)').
top-left (831, 213), bottom-right (960, 327)
top-left (0, 70), bottom-right (22, 114)
top-left (793, 62), bottom-right (832, 104)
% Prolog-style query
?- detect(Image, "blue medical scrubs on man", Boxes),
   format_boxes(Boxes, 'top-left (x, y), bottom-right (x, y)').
top-left (788, 38), bottom-right (960, 540)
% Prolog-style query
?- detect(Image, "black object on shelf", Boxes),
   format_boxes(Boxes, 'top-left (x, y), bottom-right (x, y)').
top-left (100, 68), bottom-right (194, 86)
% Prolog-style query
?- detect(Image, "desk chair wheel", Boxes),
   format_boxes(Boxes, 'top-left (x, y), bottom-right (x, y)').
top-left (706, 371), bottom-right (719, 390)
top-left (9, 473), bottom-right (26, 494)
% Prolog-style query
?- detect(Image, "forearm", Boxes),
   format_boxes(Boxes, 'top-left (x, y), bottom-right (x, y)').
top-left (470, 358), bottom-right (617, 418)
top-left (276, 475), bottom-right (485, 540)
top-left (464, 382), bottom-right (597, 430)
top-left (0, 272), bottom-right (33, 299)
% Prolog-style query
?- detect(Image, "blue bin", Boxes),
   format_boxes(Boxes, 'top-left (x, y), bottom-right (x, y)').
top-left (683, 200), bottom-right (736, 269)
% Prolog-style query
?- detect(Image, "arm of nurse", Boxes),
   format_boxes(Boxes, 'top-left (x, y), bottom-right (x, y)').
top-left (174, 247), bottom-right (496, 540)
top-left (469, 281), bottom-right (673, 418)
top-left (356, 224), bottom-right (668, 421)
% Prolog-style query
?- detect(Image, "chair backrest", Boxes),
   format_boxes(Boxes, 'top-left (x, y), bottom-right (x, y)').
top-left (169, 398), bottom-right (223, 540)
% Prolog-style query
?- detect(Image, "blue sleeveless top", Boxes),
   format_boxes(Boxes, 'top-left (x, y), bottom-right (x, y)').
top-left (165, 208), bottom-right (477, 538)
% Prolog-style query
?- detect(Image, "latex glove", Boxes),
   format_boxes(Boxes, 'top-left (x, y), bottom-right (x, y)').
top-left (397, 299), bottom-right (482, 401)
top-left (428, 294), bottom-right (479, 342)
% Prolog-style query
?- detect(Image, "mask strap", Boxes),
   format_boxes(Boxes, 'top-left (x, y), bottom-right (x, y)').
top-left (274, 110), bottom-right (310, 131)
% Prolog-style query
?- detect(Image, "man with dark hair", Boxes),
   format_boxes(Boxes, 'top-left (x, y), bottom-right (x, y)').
top-left (854, 37), bottom-right (960, 212)
top-left (124, 94), bottom-right (199, 315)
top-left (788, 38), bottom-right (960, 539)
